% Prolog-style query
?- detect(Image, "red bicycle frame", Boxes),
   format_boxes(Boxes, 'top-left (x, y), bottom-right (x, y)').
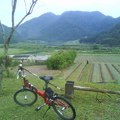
top-left (23, 77), bottom-right (52, 106)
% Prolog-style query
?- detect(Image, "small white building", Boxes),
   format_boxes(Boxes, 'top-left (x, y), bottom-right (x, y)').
top-left (9, 54), bottom-right (50, 63)
top-left (28, 55), bottom-right (50, 63)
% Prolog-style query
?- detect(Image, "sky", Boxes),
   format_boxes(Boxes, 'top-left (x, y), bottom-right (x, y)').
top-left (0, 0), bottom-right (120, 27)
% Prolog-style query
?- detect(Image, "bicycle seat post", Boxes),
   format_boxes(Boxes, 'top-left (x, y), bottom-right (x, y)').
top-left (40, 76), bottom-right (53, 90)
top-left (44, 81), bottom-right (48, 90)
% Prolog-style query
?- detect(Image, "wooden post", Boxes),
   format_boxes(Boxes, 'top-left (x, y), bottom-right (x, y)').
top-left (65, 81), bottom-right (74, 98)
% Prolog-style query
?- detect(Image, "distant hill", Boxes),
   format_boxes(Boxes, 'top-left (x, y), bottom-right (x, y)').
top-left (0, 25), bottom-right (22, 44)
top-left (1, 11), bottom-right (120, 45)
top-left (80, 22), bottom-right (120, 46)
top-left (17, 11), bottom-right (120, 43)
top-left (17, 12), bottom-right (58, 40)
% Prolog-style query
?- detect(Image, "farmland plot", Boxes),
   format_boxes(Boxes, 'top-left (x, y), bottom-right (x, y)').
top-left (65, 62), bottom-right (87, 81)
top-left (108, 64), bottom-right (120, 84)
top-left (91, 63), bottom-right (115, 83)
top-left (64, 54), bottom-right (120, 84)
top-left (76, 54), bottom-right (120, 63)
top-left (79, 63), bottom-right (93, 82)
top-left (92, 63), bottom-right (100, 83)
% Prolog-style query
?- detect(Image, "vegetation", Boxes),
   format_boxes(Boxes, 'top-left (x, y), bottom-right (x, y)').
top-left (1, 11), bottom-right (120, 46)
top-left (1, 3), bottom-right (120, 120)
top-left (47, 50), bottom-right (76, 70)
top-left (0, 64), bottom-right (120, 120)
top-left (0, 43), bottom-right (120, 119)
top-left (80, 22), bottom-right (120, 46)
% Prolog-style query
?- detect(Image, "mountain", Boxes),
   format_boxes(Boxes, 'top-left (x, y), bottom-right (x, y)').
top-left (17, 12), bottom-right (59, 40)
top-left (17, 11), bottom-right (120, 43)
top-left (0, 25), bottom-right (22, 44)
top-left (1, 11), bottom-right (120, 45)
top-left (0, 25), bottom-right (10, 43)
top-left (80, 22), bottom-right (120, 46)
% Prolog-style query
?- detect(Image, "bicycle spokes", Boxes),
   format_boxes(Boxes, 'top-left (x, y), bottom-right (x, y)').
top-left (14, 89), bottom-right (37, 106)
top-left (55, 99), bottom-right (69, 108)
top-left (52, 96), bottom-right (76, 120)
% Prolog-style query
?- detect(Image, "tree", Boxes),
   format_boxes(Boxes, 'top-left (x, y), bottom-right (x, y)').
top-left (0, 0), bottom-right (38, 93)
top-left (47, 50), bottom-right (76, 70)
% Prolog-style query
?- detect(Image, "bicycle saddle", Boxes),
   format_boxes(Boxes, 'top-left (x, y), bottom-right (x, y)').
top-left (40, 76), bottom-right (53, 82)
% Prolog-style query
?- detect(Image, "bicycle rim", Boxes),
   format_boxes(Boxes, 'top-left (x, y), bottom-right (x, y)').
top-left (52, 96), bottom-right (76, 120)
top-left (14, 89), bottom-right (37, 107)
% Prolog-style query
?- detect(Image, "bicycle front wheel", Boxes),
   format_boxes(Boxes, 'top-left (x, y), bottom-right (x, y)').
top-left (52, 96), bottom-right (76, 120)
top-left (14, 89), bottom-right (37, 107)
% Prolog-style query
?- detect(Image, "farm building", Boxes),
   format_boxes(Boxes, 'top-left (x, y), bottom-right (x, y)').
top-left (11, 54), bottom-right (30, 60)
top-left (9, 54), bottom-right (50, 63)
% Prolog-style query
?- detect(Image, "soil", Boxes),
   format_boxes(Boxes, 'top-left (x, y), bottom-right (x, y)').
top-left (25, 65), bottom-right (61, 77)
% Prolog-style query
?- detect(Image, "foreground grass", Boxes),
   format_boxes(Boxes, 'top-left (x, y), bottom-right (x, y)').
top-left (1, 74), bottom-right (120, 120)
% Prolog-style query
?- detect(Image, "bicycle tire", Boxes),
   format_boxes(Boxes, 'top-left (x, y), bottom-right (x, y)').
top-left (14, 88), bottom-right (37, 107)
top-left (52, 96), bottom-right (76, 120)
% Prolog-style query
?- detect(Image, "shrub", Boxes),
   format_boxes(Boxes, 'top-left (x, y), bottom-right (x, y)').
top-left (47, 50), bottom-right (76, 70)
top-left (0, 56), bottom-right (12, 67)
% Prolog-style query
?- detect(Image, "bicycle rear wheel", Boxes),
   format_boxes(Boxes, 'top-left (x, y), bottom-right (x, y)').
top-left (14, 89), bottom-right (37, 107)
top-left (52, 96), bottom-right (76, 120)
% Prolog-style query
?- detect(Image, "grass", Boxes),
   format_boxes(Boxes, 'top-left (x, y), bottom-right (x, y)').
top-left (0, 48), bottom-right (33, 55)
top-left (1, 44), bottom-right (120, 120)
top-left (1, 67), bottom-right (120, 120)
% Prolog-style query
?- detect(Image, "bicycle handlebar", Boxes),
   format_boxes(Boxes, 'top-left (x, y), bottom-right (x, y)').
top-left (17, 63), bottom-right (39, 77)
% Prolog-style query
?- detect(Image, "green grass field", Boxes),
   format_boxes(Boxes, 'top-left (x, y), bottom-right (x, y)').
top-left (1, 61), bottom-right (120, 120)
top-left (1, 72), bottom-right (120, 120)
top-left (1, 44), bottom-right (120, 120)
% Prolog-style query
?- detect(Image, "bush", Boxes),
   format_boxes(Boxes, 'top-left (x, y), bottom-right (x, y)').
top-left (47, 50), bottom-right (76, 70)
top-left (0, 56), bottom-right (12, 67)
top-left (10, 60), bottom-right (20, 67)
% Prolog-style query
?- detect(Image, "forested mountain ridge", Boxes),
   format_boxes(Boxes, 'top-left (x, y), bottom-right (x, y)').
top-left (17, 12), bottom-right (59, 40)
top-left (1, 11), bottom-right (120, 45)
top-left (17, 11), bottom-right (120, 42)
top-left (80, 22), bottom-right (120, 46)
top-left (0, 25), bottom-right (22, 44)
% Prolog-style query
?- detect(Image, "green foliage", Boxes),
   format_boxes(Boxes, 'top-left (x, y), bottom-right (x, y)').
top-left (10, 60), bottom-right (20, 67)
top-left (47, 50), bottom-right (76, 70)
top-left (1, 53), bottom-right (120, 119)
top-left (0, 56), bottom-right (12, 68)
top-left (92, 44), bottom-right (99, 50)
top-left (80, 22), bottom-right (120, 46)
top-left (1, 73), bottom-right (120, 120)
top-left (0, 56), bottom-right (3, 65)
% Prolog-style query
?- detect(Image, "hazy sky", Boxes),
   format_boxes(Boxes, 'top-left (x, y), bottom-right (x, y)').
top-left (0, 0), bottom-right (120, 27)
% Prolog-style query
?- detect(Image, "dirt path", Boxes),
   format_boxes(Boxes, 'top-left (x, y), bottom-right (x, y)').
top-left (25, 65), bottom-right (61, 77)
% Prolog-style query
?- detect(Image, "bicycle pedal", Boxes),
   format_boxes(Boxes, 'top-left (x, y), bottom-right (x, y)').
top-left (35, 106), bottom-right (41, 111)
top-left (35, 103), bottom-right (46, 111)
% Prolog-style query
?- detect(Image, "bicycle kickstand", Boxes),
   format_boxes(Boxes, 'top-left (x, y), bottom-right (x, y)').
top-left (43, 106), bottom-right (51, 118)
